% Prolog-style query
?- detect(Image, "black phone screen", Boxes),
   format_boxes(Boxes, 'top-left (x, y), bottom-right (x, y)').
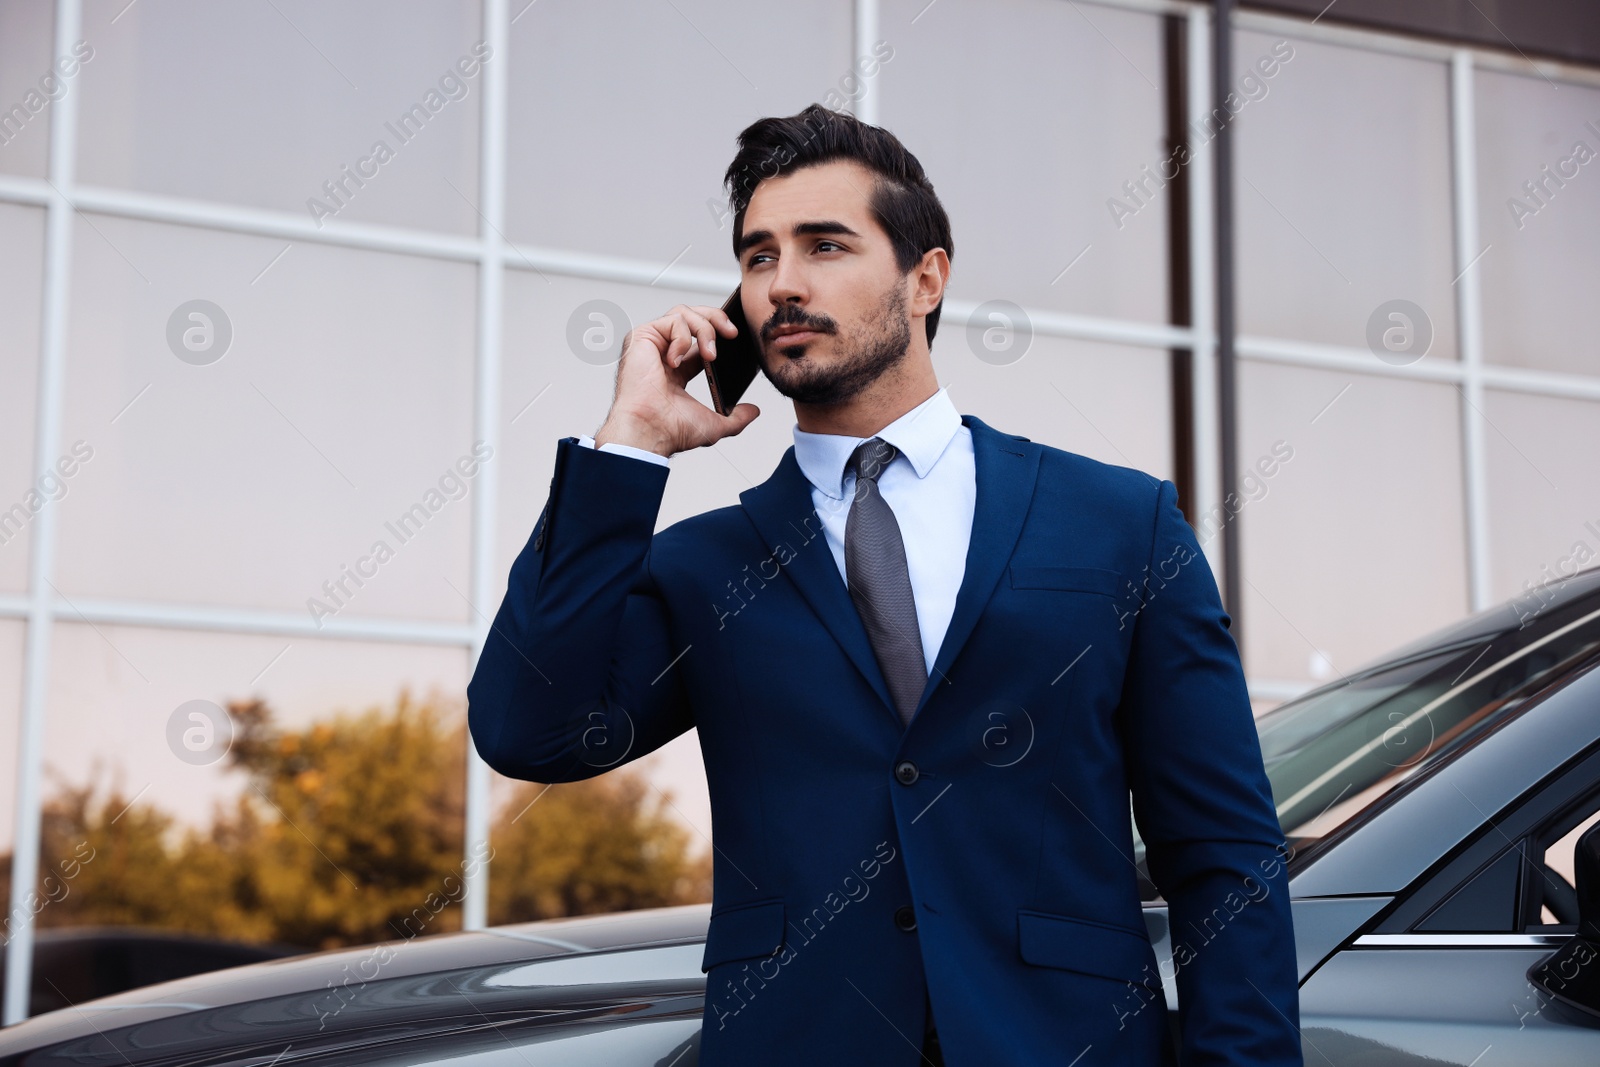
top-left (705, 286), bottom-right (762, 417)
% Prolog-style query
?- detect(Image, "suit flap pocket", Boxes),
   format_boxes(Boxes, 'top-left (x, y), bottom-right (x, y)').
top-left (1009, 565), bottom-right (1123, 596)
top-left (701, 898), bottom-right (786, 972)
top-left (1017, 909), bottom-right (1152, 982)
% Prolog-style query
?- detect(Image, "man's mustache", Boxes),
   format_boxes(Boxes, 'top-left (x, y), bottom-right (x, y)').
top-left (762, 311), bottom-right (837, 340)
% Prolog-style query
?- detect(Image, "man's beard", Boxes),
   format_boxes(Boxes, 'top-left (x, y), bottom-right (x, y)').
top-left (758, 283), bottom-right (911, 406)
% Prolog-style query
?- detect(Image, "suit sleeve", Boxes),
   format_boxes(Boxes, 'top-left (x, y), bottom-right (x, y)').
top-left (577, 433), bottom-right (673, 468)
top-left (467, 436), bottom-right (694, 783)
top-left (1120, 478), bottom-right (1302, 1067)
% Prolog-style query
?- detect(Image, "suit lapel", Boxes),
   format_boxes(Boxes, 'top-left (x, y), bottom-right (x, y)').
top-left (738, 413), bottom-right (1041, 732)
top-left (915, 415), bottom-right (1040, 721)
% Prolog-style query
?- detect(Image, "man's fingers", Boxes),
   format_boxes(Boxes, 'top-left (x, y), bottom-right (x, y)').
top-left (666, 316), bottom-right (693, 365)
top-left (680, 303), bottom-right (736, 335)
top-left (669, 305), bottom-right (721, 362)
top-left (647, 306), bottom-right (738, 373)
top-left (684, 401), bottom-right (758, 450)
top-left (606, 303), bottom-right (759, 459)
top-left (723, 403), bottom-right (760, 435)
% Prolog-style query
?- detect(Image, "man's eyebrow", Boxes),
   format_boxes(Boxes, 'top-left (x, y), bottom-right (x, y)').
top-left (736, 220), bottom-right (863, 258)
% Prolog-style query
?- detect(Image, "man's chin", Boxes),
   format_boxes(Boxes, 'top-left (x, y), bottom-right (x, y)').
top-left (766, 373), bottom-right (863, 407)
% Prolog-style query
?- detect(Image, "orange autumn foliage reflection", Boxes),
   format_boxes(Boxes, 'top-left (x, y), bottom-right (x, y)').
top-left (1, 690), bottom-right (710, 951)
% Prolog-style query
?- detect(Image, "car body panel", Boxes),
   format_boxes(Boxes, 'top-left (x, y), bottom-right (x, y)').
top-left (1142, 895), bottom-right (1392, 1012)
top-left (1300, 946), bottom-right (1600, 1064)
top-left (0, 906), bottom-right (712, 1063)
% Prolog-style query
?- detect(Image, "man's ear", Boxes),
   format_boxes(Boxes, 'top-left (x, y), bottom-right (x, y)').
top-left (911, 247), bottom-right (950, 320)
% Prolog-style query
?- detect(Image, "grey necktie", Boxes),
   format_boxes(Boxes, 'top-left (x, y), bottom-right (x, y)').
top-left (844, 437), bottom-right (926, 728)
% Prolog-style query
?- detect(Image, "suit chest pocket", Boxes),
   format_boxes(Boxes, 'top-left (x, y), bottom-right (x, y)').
top-left (1008, 565), bottom-right (1124, 597)
top-left (996, 564), bottom-right (1137, 665)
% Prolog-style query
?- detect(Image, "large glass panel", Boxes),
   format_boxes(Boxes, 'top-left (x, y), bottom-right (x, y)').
top-left (496, 272), bottom-right (721, 847)
top-left (55, 214), bottom-right (478, 621)
top-left (42, 627), bottom-right (467, 857)
top-left (1475, 70), bottom-right (1600, 378)
top-left (495, 274), bottom-right (748, 589)
top-left (879, 0), bottom-right (1168, 324)
top-left (76, 0), bottom-right (482, 235)
top-left (935, 336), bottom-right (1172, 480)
top-left (0, 621), bottom-right (23, 858)
top-left (1481, 390), bottom-right (1600, 605)
top-left (505, 0), bottom-right (851, 272)
top-left (0, 0), bottom-right (55, 178)
top-left (1237, 362), bottom-right (1469, 685)
top-left (1234, 30), bottom-right (1457, 357)
top-left (0, 203), bottom-right (45, 593)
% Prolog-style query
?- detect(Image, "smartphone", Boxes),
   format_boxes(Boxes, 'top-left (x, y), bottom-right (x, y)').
top-left (704, 286), bottom-right (763, 417)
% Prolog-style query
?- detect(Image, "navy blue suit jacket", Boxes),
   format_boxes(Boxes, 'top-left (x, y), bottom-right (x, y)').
top-left (468, 413), bottom-right (1302, 1066)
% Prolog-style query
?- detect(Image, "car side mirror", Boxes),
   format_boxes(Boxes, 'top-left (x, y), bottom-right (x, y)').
top-left (1527, 821), bottom-right (1600, 1019)
top-left (1581, 819), bottom-right (1600, 941)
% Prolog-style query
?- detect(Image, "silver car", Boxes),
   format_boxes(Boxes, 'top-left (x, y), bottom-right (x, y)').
top-left (3, 569), bottom-right (1600, 1065)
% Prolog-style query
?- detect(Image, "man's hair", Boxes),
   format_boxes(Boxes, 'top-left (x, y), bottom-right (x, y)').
top-left (723, 104), bottom-right (953, 346)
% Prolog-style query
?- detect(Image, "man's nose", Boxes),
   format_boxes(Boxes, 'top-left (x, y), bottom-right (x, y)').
top-left (768, 256), bottom-right (808, 307)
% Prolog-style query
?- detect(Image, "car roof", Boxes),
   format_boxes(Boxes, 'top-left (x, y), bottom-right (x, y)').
top-left (1352, 566), bottom-right (1600, 673)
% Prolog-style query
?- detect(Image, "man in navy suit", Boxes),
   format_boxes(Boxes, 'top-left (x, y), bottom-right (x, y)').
top-left (469, 104), bottom-right (1301, 1066)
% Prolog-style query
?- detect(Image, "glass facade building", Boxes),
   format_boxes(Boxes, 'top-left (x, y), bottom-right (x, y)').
top-left (2, 0), bottom-right (1597, 1021)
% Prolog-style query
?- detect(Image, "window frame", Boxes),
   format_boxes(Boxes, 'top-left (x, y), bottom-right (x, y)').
top-left (1373, 743), bottom-right (1600, 935)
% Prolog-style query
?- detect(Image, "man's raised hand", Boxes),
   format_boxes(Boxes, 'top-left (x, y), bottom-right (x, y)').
top-left (592, 303), bottom-right (760, 458)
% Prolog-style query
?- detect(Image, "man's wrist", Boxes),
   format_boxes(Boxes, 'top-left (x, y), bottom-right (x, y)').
top-left (594, 414), bottom-right (674, 459)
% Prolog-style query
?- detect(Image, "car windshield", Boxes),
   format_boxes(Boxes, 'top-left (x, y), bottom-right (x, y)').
top-left (1262, 593), bottom-right (1600, 855)
top-left (1133, 576), bottom-right (1600, 896)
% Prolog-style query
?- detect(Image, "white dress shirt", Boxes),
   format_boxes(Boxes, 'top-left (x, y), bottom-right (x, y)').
top-left (575, 386), bottom-right (975, 673)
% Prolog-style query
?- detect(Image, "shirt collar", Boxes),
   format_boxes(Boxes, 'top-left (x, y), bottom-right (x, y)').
top-left (792, 386), bottom-right (963, 501)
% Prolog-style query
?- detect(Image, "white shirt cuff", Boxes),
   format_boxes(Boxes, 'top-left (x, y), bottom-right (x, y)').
top-left (577, 434), bottom-right (671, 468)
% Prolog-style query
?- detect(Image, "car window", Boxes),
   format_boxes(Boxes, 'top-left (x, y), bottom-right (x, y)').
top-left (1131, 593), bottom-right (1600, 897)
top-left (1260, 600), bottom-right (1600, 858)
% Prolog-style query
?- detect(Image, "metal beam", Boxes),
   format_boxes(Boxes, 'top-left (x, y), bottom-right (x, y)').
top-left (462, 0), bottom-right (509, 933)
top-left (1450, 51), bottom-right (1493, 613)
top-left (1212, 0), bottom-right (1244, 640)
top-left (1187, 5), bottom-right (1224, 580)
top-left (5, 0), bottom-right (81, 1029)
top-left (28, 597), bottom-right (475, 645)
top-left (853, 0), bottom-right (880, 126)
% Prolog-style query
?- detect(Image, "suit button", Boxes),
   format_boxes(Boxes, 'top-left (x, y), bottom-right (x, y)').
top-left (894, 760), bottom-right (919, 785)
top-left (894, 905), bottom-right (917, 932)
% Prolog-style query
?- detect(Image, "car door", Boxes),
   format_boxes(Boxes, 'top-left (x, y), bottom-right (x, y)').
top-left (1295, 746), bottom-right (1600, 1065)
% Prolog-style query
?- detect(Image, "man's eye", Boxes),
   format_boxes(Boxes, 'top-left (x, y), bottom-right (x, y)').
top-left (747, 242), bottom-right (840, 267)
